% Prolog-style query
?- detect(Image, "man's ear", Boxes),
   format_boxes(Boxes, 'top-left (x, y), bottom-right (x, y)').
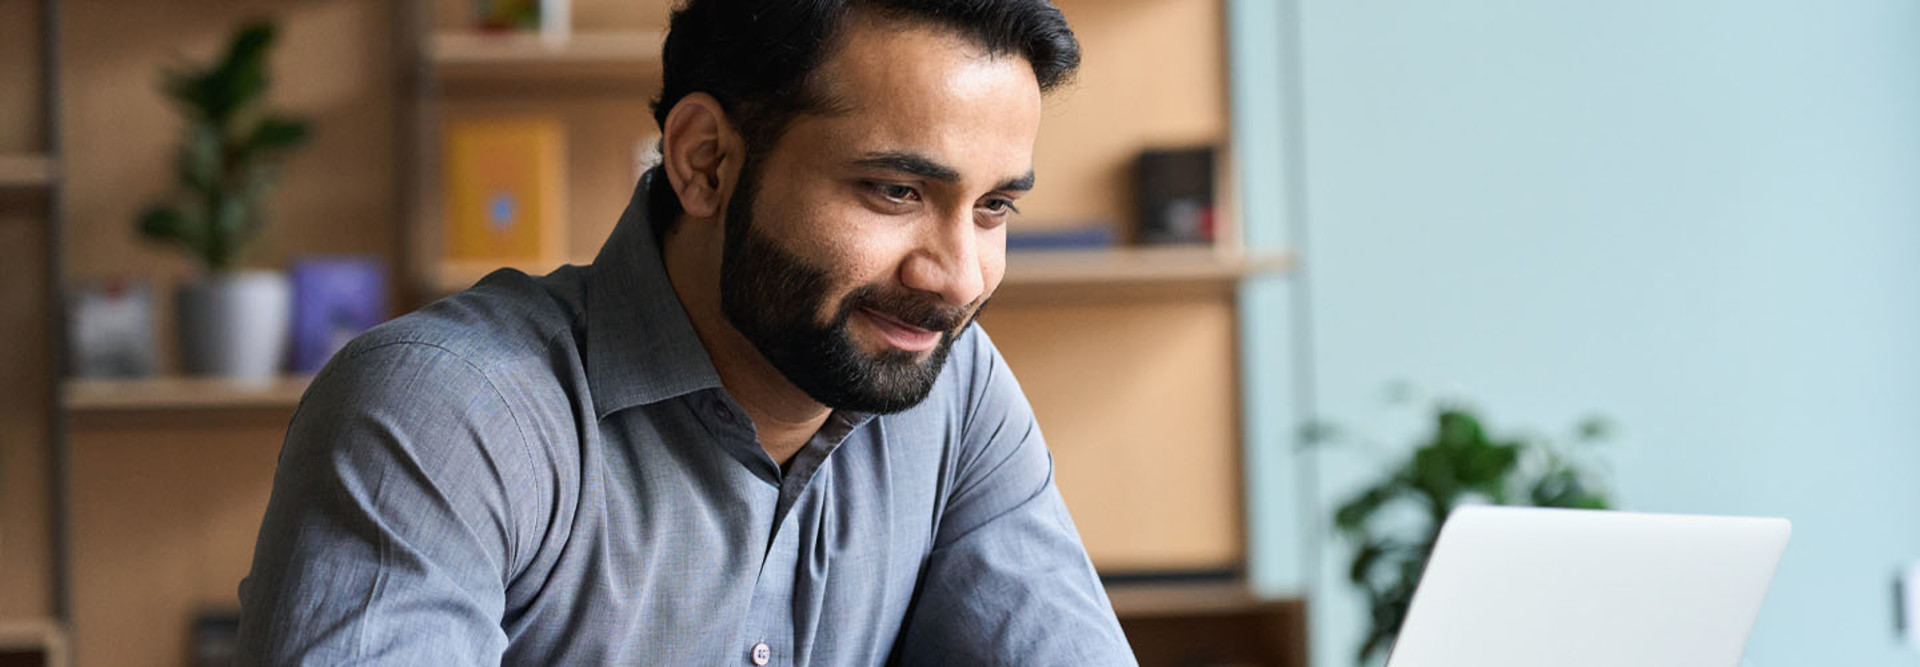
top-left (660, 92), bottom-right (744, 221)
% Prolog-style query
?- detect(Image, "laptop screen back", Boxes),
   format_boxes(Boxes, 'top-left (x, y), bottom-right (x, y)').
top-left (1386, 506), bottom-right (1790, 667)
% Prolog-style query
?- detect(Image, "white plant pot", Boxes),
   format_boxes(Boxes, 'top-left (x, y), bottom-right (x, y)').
top-left (176, 270), bottom-right (291, 380)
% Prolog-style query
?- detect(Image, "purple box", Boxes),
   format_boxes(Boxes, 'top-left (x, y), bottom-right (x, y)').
top-left (290, 256), bottom-right (389, 373)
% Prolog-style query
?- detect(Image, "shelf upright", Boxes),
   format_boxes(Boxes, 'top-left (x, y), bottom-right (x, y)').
top-left (42, 0), bottom-right (73, 632)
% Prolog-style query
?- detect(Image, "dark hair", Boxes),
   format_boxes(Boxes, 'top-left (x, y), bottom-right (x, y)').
top-left (644, 0), bottom-right (1081, 237)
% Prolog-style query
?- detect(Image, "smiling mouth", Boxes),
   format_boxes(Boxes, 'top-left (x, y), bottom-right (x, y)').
top-left (859, 307), bottom-right (943, 353)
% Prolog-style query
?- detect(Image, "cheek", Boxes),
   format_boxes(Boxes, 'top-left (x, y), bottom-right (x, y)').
top-left (776, 201), bottom-right (919, 308)
top-left (805, 191), bottom-right (937, 279)
top-left (756, 178), bottom-right (888, 271)
top-left (811, 206), bottom-right (915, 282)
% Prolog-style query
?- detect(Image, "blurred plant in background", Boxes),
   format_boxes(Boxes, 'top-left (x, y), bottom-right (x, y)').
top-left (1306, 395), bottom-right (1615, 665)
top-left (137, 20), bottom-right (310, 272)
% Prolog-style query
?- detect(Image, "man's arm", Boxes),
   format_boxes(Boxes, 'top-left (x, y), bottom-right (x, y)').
top-left (891, 330), bottom-right (1137, 666)
top-left (236, 341), bottom-right (538, 665)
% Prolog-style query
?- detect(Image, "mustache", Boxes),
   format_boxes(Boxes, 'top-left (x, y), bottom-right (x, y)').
top-left (842, 284), bottom-right (979, 332)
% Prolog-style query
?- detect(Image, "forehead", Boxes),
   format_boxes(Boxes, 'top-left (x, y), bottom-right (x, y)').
top-left (781, 18), bottom-right (1044, 176)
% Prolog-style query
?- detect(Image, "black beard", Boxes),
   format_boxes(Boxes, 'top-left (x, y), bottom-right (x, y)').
top-left (717, 166), bottom-right (979, 414)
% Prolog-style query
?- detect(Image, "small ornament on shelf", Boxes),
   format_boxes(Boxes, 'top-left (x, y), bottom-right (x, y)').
top-left (474, 0), bottom-right (571, 43)
top-left (67, 279), bottom-right (159, 379)
top-left (1133, 146), bottom-right (1217, 246)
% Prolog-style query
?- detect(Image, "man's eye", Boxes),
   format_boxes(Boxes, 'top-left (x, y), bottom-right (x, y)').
top-left (871, 183), bottom-right (919, 203)
top-left (981, 198), bottom-right (1020, 215)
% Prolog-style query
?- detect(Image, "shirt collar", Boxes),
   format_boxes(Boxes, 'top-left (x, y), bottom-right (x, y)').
top-left (585, 178), bottom-right (725, 419)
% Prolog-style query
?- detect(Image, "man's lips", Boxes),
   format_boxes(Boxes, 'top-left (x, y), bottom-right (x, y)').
top-left (859, 308), bottom-right (942, 352)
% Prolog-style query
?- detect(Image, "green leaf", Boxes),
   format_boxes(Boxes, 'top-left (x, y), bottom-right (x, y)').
top-left (247, 115), bottom-right (310, 152)
top-left (161, 68), bottom-right (203, 115)
top-left (1410, 445), bottom-right (1461, 505)
top-left (1335, 484), bottom-right (1401, 534)
top-left (214, 22), bottom-right (276, 114)
top-left (224, 22), bottom-right (277, 71)
top-left (1435, 409), bottom-right (1486, 448)
top-left (1350, 541), bottom-right (1386, 584)
top-left (166, 21), bottom-right (277, 124)
top-left (136, 205), bottom-right (193, 244)
top-left (1468, 441), bottom-right (1523, 490)
top-left (177, 123), bottom-right (223, 194)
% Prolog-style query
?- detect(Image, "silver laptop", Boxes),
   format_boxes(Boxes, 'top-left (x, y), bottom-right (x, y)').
top-left (1385, 506), bottom-right (1791, 667)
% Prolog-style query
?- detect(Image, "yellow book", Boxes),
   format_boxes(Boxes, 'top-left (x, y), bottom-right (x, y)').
top-left (443, 117), bottom-right (567, 267)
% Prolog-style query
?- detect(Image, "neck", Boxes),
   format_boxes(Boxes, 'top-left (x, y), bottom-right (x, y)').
top-left (660, 220), bottom-right (830, 466)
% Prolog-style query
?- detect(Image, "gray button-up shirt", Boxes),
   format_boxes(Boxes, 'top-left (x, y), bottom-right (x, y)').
top-left (236, 184), bottom-right (1135, 665)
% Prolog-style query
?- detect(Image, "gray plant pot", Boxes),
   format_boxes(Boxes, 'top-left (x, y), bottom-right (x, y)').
top-left (176, 270), bottom-right (290, 380)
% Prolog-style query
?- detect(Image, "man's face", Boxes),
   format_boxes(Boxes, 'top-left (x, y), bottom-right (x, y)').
top-left (717, 19), bottom-right (1043, 414)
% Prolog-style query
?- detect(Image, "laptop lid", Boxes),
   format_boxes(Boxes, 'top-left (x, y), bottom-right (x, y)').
top-left (1385, 506), bottom-right (1791, 667)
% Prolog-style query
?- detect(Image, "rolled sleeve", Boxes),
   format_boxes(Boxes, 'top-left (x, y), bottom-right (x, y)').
top-left (237, 341), bottom-right (531, 666)
top-left (892, 332), bottom-right (1137, 666)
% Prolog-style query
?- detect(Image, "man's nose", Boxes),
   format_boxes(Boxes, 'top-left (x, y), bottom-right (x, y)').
top-left (899, 211), bottom-right (986, 308)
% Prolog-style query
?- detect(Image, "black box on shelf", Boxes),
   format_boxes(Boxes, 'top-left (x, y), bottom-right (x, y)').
top-left (1134, 146), bottom-right (1216, 245)
top-left (190, 612), bottom-right (239, 667)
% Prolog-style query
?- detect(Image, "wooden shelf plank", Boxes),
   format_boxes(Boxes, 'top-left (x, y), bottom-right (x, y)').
top-left (1004, 247), bottom-right (1293, 288)
top-left (429, 30), bottom-right (665, 68)
top-left (0, 153), bottom-right (55, 188)
top-left (1106, 580), bottom-right (1268, 618)
top-left (63, 376), bottom-right (312, 412)
top-left (427, 248), bottom-right (1292, 298)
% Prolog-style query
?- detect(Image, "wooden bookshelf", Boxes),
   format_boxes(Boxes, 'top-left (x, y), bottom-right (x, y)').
top-left (0, 153), bottom-right (54, 189)
top-left (62, 376), bottom-right (311, 413)
top-left (400, 0), bottom-right (1264, 601)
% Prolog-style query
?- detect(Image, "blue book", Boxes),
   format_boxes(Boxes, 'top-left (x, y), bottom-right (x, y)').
top-left (1006, 226), bottom-right (1117, 251)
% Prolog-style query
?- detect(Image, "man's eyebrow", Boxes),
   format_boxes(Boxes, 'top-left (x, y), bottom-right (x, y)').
top-left (997, 171), bottom-right (1036, 192)
top-left (853, 152), bottom-right (961, 183)
top-left (853, 152), bottom-right (1037, 193)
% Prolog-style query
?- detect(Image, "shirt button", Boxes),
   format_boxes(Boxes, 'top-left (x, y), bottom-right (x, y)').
top-left (750, 642), bottom-right (771, 665)
top-left (713, 403), bottom-right (733, 423)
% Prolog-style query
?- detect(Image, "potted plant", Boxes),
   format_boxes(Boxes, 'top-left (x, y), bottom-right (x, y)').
top-left (136, 20), bottom-right (310, 379)
top-left (1310, 399), bottom-right (1615, 665)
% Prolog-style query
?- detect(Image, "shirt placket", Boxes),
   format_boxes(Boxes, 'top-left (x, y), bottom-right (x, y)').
top-left (726, 410), bottom-right (868, 666)
top-left (742, 511), bottom-right (802, 665)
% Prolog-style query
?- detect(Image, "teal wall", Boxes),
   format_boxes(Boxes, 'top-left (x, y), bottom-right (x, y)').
top-left (1230, 1), bottom-right (1920, 665)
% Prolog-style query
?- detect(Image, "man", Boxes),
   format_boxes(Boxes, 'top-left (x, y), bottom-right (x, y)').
top-left (236, 0), bottom-right (1135, 664)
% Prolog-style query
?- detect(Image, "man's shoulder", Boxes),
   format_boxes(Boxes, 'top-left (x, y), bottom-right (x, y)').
top-left (302, 266), bottom-right (591, 436)
top-left (342, 267), bottom-right (586, 375)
